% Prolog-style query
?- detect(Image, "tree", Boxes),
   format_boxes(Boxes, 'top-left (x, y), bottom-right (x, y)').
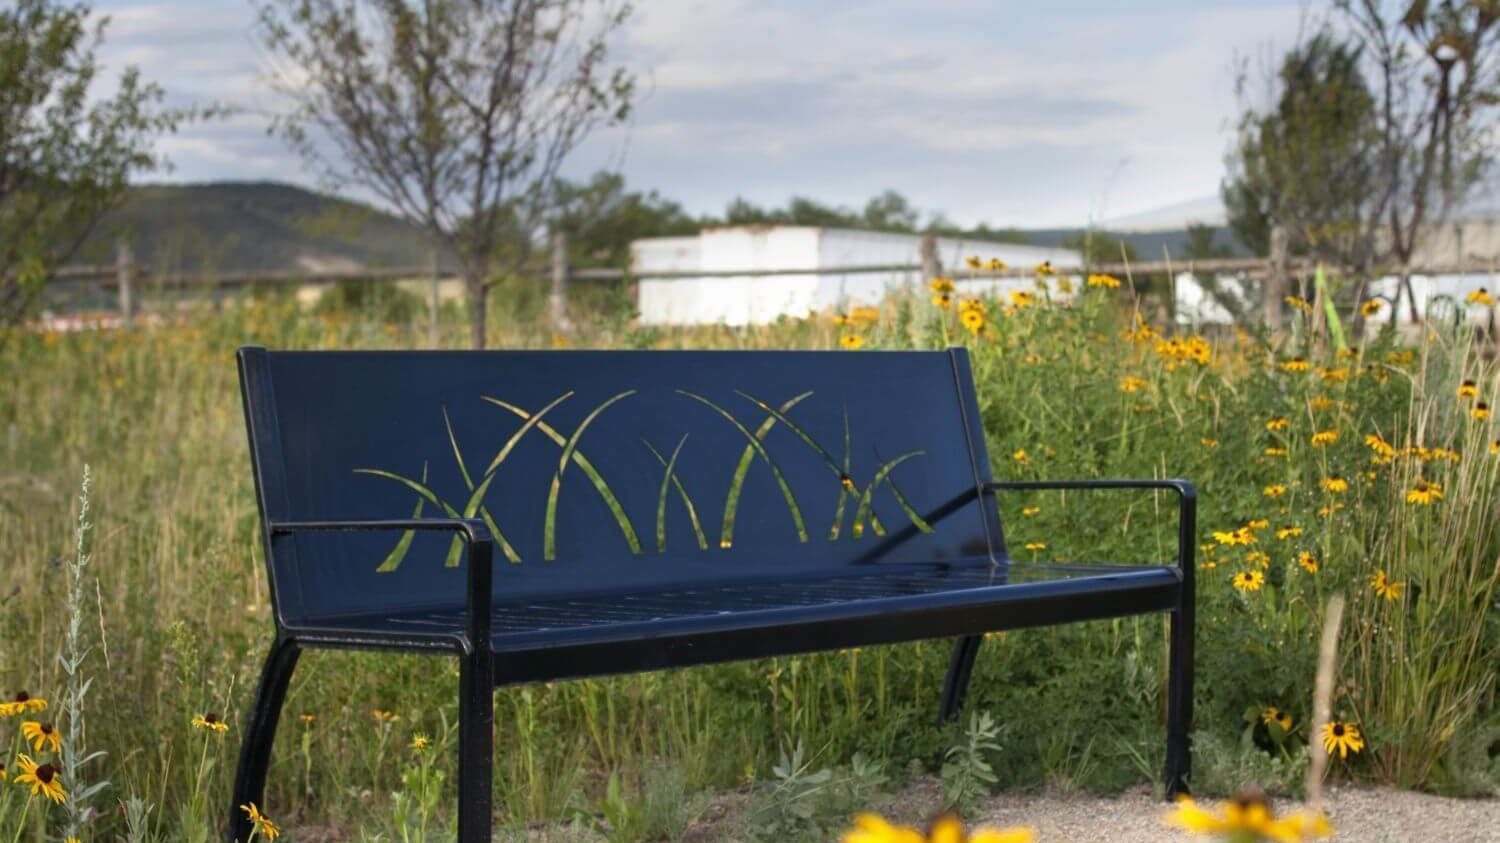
top-left (255, 0), bottom-right (635, 348)
top-left (0, 0), bottom-right (183, 324)
top-left (548, 171), bottom-right (699, 268)
top-left (1338, 0), bottom-right (1499, 322)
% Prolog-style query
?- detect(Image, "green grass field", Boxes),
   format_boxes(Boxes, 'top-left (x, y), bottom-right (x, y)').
top-left (0, 278), bottom-right (1495, 841)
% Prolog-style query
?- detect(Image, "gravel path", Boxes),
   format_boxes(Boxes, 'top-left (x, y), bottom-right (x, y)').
top-left (960, 786), bottom-right (1500, 843)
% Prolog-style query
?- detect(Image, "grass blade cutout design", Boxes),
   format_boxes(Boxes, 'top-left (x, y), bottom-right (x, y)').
top-left (716, 391), bottom-right (811, 548)
top-left (443, 407), bottom-right (522, 563)
top-left (483, 391), bottom-right (572, 476)
top-left (830, 408), bottom-right (852, 540)
top-left (851, 451), bottom-right (925, 539)
top-left (646, 434), bottom-right (706, 552)
top-left (376, 462), bottom-right (427, 572)
top-left (678, 390), bottom-right (809, 546)
top-left (543, 390), bottom-right (638, 561)
top-left (484, 396), bottom-right (643, 559)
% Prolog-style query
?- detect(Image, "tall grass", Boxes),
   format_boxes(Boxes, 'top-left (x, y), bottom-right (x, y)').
top-left (0, 280), bottom-right (1494, 840)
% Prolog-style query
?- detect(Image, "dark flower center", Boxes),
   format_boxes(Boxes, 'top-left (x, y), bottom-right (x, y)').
top-left (839, 475), bottom-right (853, 489)
top-left (40, 723), bottom-right (52, 734)
top-left (14, 691), bottom-right (28, 703)
top-left (1230, 786), bottom-right (1270, 812)
top-left (1333, 724), bottom-right (1346, 737)
top-left (35, 765), bottom-right (55, 784)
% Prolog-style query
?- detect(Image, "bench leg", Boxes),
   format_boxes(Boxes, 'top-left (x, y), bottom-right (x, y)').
top-left (228, 637), bottom-right (300, 843)
top-left (1163, 603), bottom-right (1194, 799)
top-left (939, 635), bottom-right (984, 723)
top-left (457, 648), bottom-right (495, 843)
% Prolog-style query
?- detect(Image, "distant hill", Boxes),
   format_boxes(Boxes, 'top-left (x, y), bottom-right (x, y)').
top-left (75, 182), bottom-right (435, 274)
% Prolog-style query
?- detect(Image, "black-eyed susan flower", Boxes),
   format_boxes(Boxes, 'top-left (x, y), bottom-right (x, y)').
top-left (1260, 707), bottom-right (1294, 732)
top-left (986, 258), bottom-right (1007, 272)
top-left (409, 733), bottom-right (430, 752)
top-left (1263, 484), bottom-right (1287, 499)
top-left (1490, 439), bottom-right (1499, 455)
top-left (1465, 287), bottom-right (1495, 306)
top-left (13, 754), bottom-right (65, 803)
top-left (1087, 273), bottom-right (1121, 289)
top-left (1458, 379), bottom-right (1479, 399)
top-left (1369, 569), bottom-right (1404, 601)
top-left (1265, 446), bottom-right (1289, 458)
top-left (1309, 395), bottom-right (1337, 411)
top-left (843, 812), bottom-right (1034, 843)
top-left (1212, 528), bottom-right (1256, 547)
top-left (241, 802), bottom-right (281, 841)
top-left (1021, 506), bottom-right (1040, 517)
top-left (1284, 295), bottom-right (1313, 312)
top-left (1265, 417), bottom-right (1290, 432)
top-left (1245, 518), bottom-right (1270, 531)
top-left (298, 714), bottom-right (316, 726)
top-left (1311, 430), bottom-right (1340, 447)
top-left (1472, 401), bottom-right (1490, 421)
top-left (1405, 480), bottom-right (1443, 506)
top-left (932, 291), bottom-right (953, 308)
top-left (1318, 367), bottom-right (1349, 383)
top-left (1320, 476), bottom-right (1349, 494)
top-left (965, 255), bottom-right (983, 269)
top-left (1200, 437), bottom-right (1219, 448)
top-left (1361, 299), bottom-right (1383, 317)
top-left (1275, 525), bottom-right (1303, 540)
top-left (0, 691), bottom-right (46, 718)
top-left (371, 708), bottom-right (399, 724)
top-left (1297, 552), bottom-right (1319, 573)
top-left (21, 721), bottom-right (61, 753)
top-left (1008, 290), bottom-right (1036, 309)
top-left (928, 277), bottom-right (955, 294)
top-left (1317, 502), bottom-right (1345, 518)
top-left (192, 714), bottom-right (229, 734)
top-left (1364, 433), bottom-right (1397, 461)
top-left (1011, 448), bottom-right (1028, 464)
top-left (1281, 357), bottom-right (1310, 373)
top-left (1232, 569), bottom-right (1265, 592)
top-left (1166, 789), bottom-right (1331, 841)
top-left (1245, 550), bottom-right (1270, 568)
top-left (1322, 721), bottom-right (1365, 758)
top-left (0, 761), bottom-right (7, 781)
top-left (959, 309), bottom-right (985, 336)
top-left (1119, 375), bottom-right (1149, 393)
top-left (1024, 541), bottom-right (1046, 552)
top-left (1034, 261), bottom-right (1055, 276)
top-left (839, 333), bottom-right (865, 350)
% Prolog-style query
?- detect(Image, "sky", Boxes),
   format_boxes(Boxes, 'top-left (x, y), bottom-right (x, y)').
top-left (93, 0), bottom-right (1312, 229)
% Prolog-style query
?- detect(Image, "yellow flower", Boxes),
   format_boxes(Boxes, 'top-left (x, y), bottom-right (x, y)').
top-left (843, 813), bottom-right (1034, 843)
top-left (409, 733), bottom-right (431, 752)
top-left (1491, 439), bottom-right (1499, 455)
top-left (1264, 446), bottom-right (1289, 458)
top-left (986, 258), bottom-right (1007, 272)
top-left (1011, 448), bottom-right (1028, 464)
top-left (1212, 528), bottom-right (1256, 547)
top-left (1166, 791), bottom-right (1331, 841)
top-left (13, 754), bottom-right (65, 804)
top-left (1364, 434), bottom-right (1396, 460)
top-left (1284, 295), bottom-right (1313, 312)
top-left (241, 803), bottom-right (281, 841)
top-left (21, 721), bottom-right (62, 753)
top-left (1465, 287), bottom-right (1495, 306)
top-left (1275, 525), bottom-right (1303, 540)
top-left (0, 761), bottom-right (6, 781)
top-left (1245, 550), bottom-right (1270, 568)
top-left (1024, 541), bottom-right (1046, 552)
top-left (1322, 721), bottom-right (1365, 758)
top-left (1280, 357), bottom-right (1310, 373)
top-left (929, 277), bottom-right (955, 294)
top-left (1200, 437), bottom-right (1219, 448)
top-left (1317, 502), bottom-right (1345, 518)
top-left (1119, 375), bottom-right (1150, 393)
top-left (1021, 506), bottom-right (1040, 517)
top-left (1232, 569), bottom-right (1265, 592)
top-left (932, 292), bottom-right (953, 308)
top-left (0, 691), bottom-right (46, 717)
top-left (1310, 430), bottom-right (1339, 447)
top-left (1318, 367), bottom-right (1349, 383)
top-left (1262, 484), bottom-right (1287, 498)
top-left (1458, 379), bottom-right (1479, 399)
top-left (1245, 518), bottom-right (1270, 531)
top-left (1369, 569), bottom-right (1404, 601)
top-left (1035, 261), bottom-right (1055, 276)
top-left (1360, 298), bottom-right (1383, 316)
top-left (1008, 290), bottom-right (1036, 309)
top-left (959, 309), bottom-right (985, 336)
top-left (1308, 396), bottom-right (1336, 411)
top-left (1260, 707), bottom-right (1295, 732)
top-left (1297, 552), bottom-right (1319, 573)
top-left (1472, 401), bottom-right (1490, 421)
top-left (839, 333), bottom-right (866, 350)
top-left (371, 708), bottom-right (399, 723)
top-left (299, 714), bottom-right (316, 726)
top-left (1320, 476), bottom-right (1348, 494)
top-left (965, 255), bottom-right (982, 269)
top-left (1265, 417), bottom-right (1290, 432)
top-left (1405, 480), bottom-right (1443, 506)
top-left (192, 714), bottom-right (229, 734)
top-left (1087, 273), bottom-right (1121, 288)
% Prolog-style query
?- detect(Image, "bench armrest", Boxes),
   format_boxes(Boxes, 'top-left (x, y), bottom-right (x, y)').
top-left (983, 479), bottom-right (1196, 580)
top-left (268, 518), bottom-right (495, 649)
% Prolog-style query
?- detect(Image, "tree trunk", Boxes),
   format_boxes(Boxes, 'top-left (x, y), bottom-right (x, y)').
top-left (466, 270), bottom-right (488, 349)
top-left (1264, 224), bottom-right (1289, 332)
top-left (549, 229), bottom-right (573, 334)
top-left (1401, 268), bottom-right (1420, 325)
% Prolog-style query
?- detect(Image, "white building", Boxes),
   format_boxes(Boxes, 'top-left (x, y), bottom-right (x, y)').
top-left (631, 226), bottom-right (1082, 326)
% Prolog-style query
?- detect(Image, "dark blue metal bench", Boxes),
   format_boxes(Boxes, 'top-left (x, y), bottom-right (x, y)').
top-left (230, 346), bottom-right (1195, 842)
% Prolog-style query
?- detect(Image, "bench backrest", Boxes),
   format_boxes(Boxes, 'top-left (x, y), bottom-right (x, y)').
top-left (239, 347), bottom-right (1004, 623)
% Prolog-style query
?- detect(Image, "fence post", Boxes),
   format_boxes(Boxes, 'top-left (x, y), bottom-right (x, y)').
top-left (549, 230), bottom-right (573, 333)
top-left (427, 242), bottom-right (440, 348)
top-left (920, 233), bottom-right (940, 282)
top-left (1264, 224), bottom-right (1288, 332)
top-left (115, 237), bottom-right (135, 327)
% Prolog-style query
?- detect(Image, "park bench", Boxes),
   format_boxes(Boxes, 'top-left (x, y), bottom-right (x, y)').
top-left (231, 346), bottom-right (1195, 843)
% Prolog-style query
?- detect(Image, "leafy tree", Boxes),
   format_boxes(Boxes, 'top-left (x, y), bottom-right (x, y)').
top-left (549, 172), bottom-right (700, 268)
top-left (255, 0), bottom-right (635, 347)
top-left (0, 0), bottom-right (184, 324)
